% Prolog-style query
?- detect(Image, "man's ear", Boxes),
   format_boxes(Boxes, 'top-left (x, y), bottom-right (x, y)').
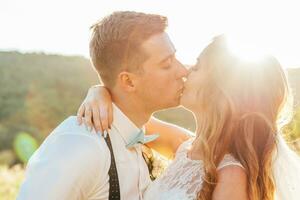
top-left (117, 71), bottom-right (139, 92)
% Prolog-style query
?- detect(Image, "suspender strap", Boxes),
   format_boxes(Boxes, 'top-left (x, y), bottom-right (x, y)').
top-left (104, 135), bottom-right (121, 200)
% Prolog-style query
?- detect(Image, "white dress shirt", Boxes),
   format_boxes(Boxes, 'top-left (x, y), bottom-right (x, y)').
top-left (17, 104), bottom-right (151, 200)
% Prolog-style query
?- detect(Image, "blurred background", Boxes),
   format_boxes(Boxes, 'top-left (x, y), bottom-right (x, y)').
top-left (1, 0), bottom-right (300, 199)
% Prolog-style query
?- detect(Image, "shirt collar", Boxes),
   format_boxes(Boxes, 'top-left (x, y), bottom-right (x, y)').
top-left (111, 103), bottom-right (144, 146)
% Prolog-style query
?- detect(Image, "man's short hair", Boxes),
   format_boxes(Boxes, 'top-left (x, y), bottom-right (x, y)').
top-left (89, 11), bottom-right (168, 88)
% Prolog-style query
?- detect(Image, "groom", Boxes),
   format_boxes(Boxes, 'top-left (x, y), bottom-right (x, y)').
top-left (18, 11), bottom-right (188, 200)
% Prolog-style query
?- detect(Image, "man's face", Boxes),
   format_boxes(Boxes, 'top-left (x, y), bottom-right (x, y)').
top-left (135, 32), bottom-right (188, 112)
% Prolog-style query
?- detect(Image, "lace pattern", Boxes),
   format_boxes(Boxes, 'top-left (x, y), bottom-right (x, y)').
top-left (144, 138), bottom-right (244, 200)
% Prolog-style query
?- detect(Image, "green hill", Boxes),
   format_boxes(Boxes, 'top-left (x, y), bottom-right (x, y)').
top-left (0, 51), bottom-right (98, 150)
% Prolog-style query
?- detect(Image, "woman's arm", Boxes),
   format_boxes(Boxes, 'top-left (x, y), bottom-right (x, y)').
top-left (77, 85), bottom-right (192, 158)
top-left (145, 117), bottom-right (192, 159)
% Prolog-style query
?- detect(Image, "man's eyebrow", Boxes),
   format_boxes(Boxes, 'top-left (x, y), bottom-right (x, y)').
top-left (158, 50), bottom-right (177, 64)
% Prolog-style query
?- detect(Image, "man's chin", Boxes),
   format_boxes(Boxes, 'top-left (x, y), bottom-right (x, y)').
top-left (155, 100), bottom-right (180, 111)
top-left (179, 95), bottom-right (187, 108)
top-left (168, 98), bottom-right (181, 108)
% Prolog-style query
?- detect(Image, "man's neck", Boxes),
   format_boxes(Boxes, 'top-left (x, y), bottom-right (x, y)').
top-left (112, 94), bottom-right (151, 128)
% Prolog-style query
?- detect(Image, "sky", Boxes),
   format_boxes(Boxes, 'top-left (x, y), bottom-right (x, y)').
top-left (1, 0), bottom-right (300, 67)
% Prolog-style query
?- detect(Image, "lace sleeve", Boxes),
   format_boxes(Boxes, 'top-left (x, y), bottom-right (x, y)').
top-left (217, 154), bottom-right (245, 170)
top-left (174, 138), bottom-right (194, 158)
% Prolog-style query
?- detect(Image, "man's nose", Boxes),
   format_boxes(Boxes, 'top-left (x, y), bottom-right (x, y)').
top-left (177, 61), bottom-right (189, 78)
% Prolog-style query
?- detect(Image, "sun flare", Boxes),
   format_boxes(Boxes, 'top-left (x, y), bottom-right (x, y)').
top-left (226, 35), bottom-right (269, 63)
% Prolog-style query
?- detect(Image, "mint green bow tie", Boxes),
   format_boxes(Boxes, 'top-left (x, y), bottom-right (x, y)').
top-left (126, 130), bottom-right (159, 148)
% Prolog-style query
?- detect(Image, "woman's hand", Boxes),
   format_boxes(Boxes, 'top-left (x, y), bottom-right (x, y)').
top-left (77, 85), bottom-right (113, 135)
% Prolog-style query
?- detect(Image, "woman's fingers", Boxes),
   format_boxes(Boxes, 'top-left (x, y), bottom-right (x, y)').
top-left (84, 105), bottom-right (93, 131)
top-left (91, 104), bottom-right (103, 133)
top-left (108, 103), bottom-right (113, 129)
top-left (99, 105), bottom-right (109, 133)
top-left (76, 85), bottom-right (113, 136)
top-left (77, 104), bottom-right (85, 125)
top-left (77, 102), bottom-right (112, 137)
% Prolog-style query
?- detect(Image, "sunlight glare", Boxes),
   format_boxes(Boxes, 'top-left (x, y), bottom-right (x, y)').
top-left (226, 35), bottom-right (269, 63)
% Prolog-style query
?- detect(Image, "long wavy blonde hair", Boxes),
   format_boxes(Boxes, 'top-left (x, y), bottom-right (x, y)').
top-left (193, 36), bottom-right (291, 200)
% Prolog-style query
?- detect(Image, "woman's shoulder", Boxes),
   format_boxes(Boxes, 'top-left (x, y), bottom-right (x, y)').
top-left (213, 155), bottom-right (248, 199)
top-left (214, 161), bottom-right (248, 199)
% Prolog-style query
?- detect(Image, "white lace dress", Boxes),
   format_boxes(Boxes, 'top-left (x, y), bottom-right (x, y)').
top-left (143, 138), bottom-right (244, 200)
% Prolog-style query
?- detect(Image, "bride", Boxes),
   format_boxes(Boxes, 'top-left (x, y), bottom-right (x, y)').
top-left (77, 35), bottom-right (300, 199)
